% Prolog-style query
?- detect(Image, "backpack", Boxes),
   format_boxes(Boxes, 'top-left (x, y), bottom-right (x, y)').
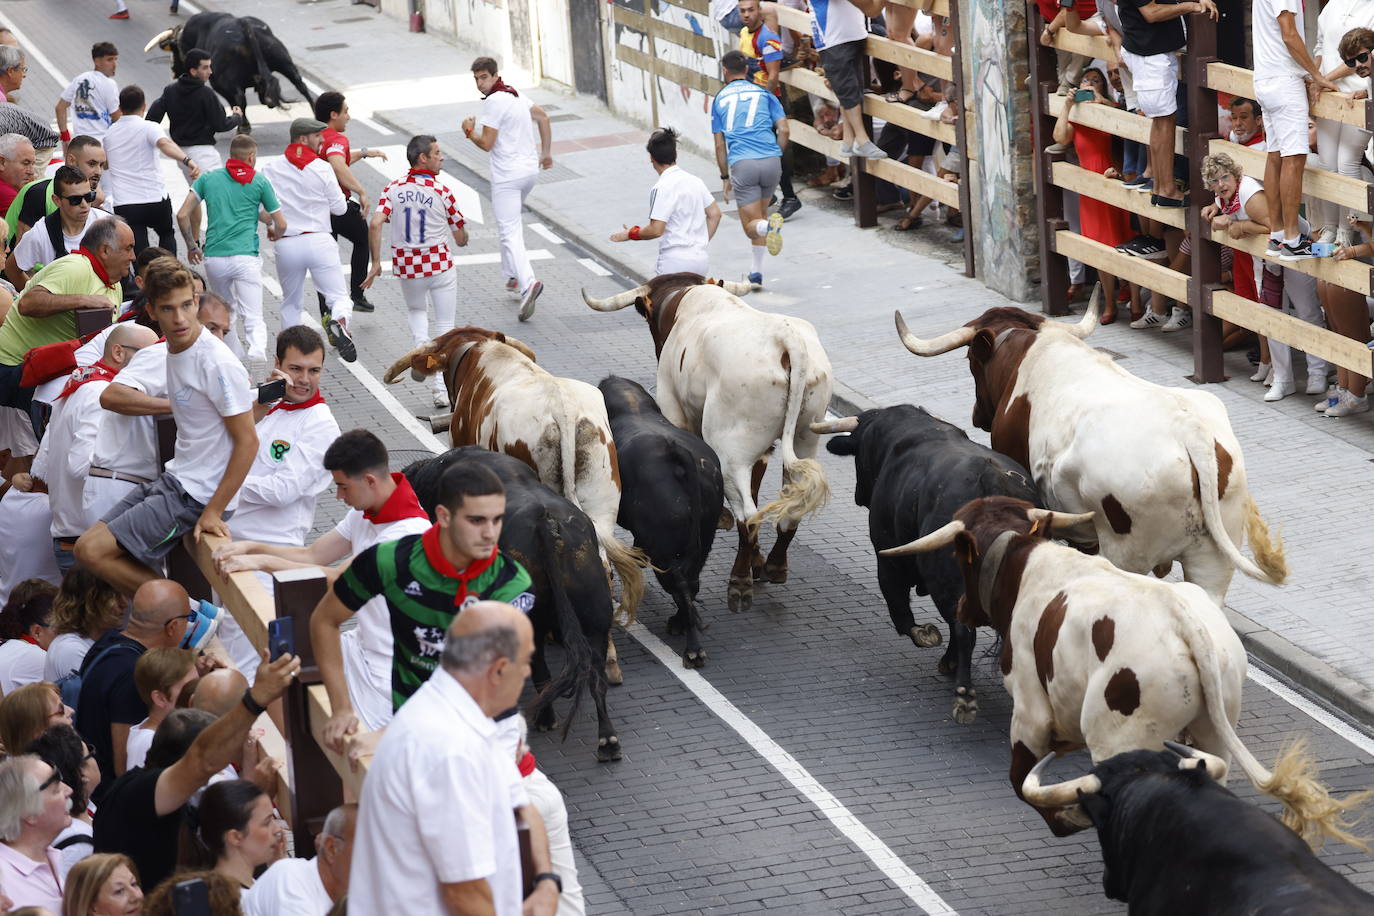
top-left (57, 642), bottom-right (141, 714)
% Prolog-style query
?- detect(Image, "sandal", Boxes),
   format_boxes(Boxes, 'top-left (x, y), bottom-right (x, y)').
top-left (884, 88), bottom-right (917, 103)
top-left (893, 215), bottom-right (923, 231)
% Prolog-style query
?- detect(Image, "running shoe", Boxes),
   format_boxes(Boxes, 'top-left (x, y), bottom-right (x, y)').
top-left (1325, 390), bottom-right (1370, 417)
top-left (852, 140), bottom-right (888, 160)
top-left (505, 277), bottom-right (519, 293)
top-left (778, 197), bottom-right (802, 219)
top-left (109, 9), bottom-right (130, 17)
top-left (766, 212), bottom-right (784, 256)
top-left (1131, 178), bottom-right (1155, 194)
top-left (838, 142), bottom-right (854, 157)
top-left (1265, 238), bottom-right (1282, 257)
top-left (519, 280), bottom-right (543, 322)
top-left (1120, 174), bottom-right (1148, 190)
top-left (326, 317), bottom-right (357, 362)
top-left (1118, 235), bottom-right (1168, 260)
top-left (748, 272), bottom-right (764, 290)
top-left (1150, 193), bottom-right (1187, 208)
top-left (1129, 310), bottom-right (1166, 330)
top-left (832, 184), bottom-right (853, 201)
top-left (1279, 238), bottom-right (1316, 261)
top-left (1160, 307), bottom-right (1192, 332)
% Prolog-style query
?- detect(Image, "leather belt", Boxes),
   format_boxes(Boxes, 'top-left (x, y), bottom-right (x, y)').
top-left (55, 538), bottom-right (79, 550)
top-left (88, 467), bottom-right (152, 486)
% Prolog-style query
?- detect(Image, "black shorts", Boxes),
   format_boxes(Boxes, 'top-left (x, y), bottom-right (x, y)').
top-left (819, 39), bottom-right (865, 109)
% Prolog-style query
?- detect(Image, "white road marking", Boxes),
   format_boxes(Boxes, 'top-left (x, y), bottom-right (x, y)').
top-left (578, 257), bottom-right (612, 277)
top-left (529, 222), bottom-right (563, 245)
top-left (1247, 667), bottom-right (1374, 758)
top-left (302, 77), bottom-right (393, 136)
top-left (360, 146), bottom-right (485, 224)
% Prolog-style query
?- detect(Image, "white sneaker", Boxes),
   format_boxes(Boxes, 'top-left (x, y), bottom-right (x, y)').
top-left (1160, 307), bottom-right (1192, 332)
top-left (1317, 225), bottom-right (1338, 245)
top-left (1315, 387), bottom-right (1341, 412)
top-left (1325, 390), bottom-right (1370, 417)
top-left (1130, 310), bottom-right (1166, 330)
top-left (1264, 377), bottom-right (1295, 401)
top-left (838, 142), bottom-right (854, 157)
top-left (1249, 362), bottom-right (1271, 383)
top-left (919, 101), bottom-right (950, 121)
top-left (1263, 365), bottom-right (1275, 387)
top-left (1306, 374), bottom-right (1329, 396)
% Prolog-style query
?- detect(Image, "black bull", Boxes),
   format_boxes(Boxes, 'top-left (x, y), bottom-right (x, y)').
top-left (148, 13), bottom-right (314, 131)
top-left (820, 405), bottom-right (1040, 724)
top-left (403, 446), bottom-right (622, 762)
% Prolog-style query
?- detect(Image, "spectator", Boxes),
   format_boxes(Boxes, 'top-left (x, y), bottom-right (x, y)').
top-left (60, 853), bottom-right (143, 916)
top-left (176, 779), bottom-right (281, 890)
top-left (808, 0), bottom-right (887, 159)
top-left (0, 754), bottom-right (73, 910)
top-left (141, 870), bottom-right (238, 916)
top-left (1314, 24), bottom-right (1374, 246)
top-left (6, 166), bottom-right (110, 294)
top-left (610, 128), bottom-right (722, 276)
top-left (736, 0), bottom-right (801, 219)
top-left (7, 137), bottom-right (110, 252)
top-left (0, 134), bottom-right (37, 221)
top-left (0, 589), bottom-right (55, 694)
top-left (43, 570), bottom-right (122, 684)
top-left (881, 0), bottom-right (922, 104)
top-left (350, 602), bottom-right (559, 916)
top-left (241, 803), bottom-right (356, 916)
top-left (806, 98), bottom-right (847, 188)
top-left (125, 649), bottom-right (197, 773)
top-left (315, 91), bottom-right (385, 316)
top-left (1253, 0), bottom-right (1339, 260)
top-left (0, 684), bottom-right (72, 759)
top-left (25, 725), bottom-right (99, 880)
top-left (1228, 95), bottom-right (1266, 147)
top-left (55, 45), bottom-right (120, 146)
top-left (101, 86), bottom-right (200, 255)
top-left (145, 50), bottom-right (242, 181)
top-left (93, 651), bottom-right (299, 892)
top-left (0, 47), bottom-right (25, 105)
top-left (1036, 0), bottom-right (1099, 95)
top-left (1327, 234), bottom-right (1374, 415)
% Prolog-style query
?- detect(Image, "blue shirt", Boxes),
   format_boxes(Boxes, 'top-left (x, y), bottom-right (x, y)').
top-left (711, 79), bottom-right (785, 165)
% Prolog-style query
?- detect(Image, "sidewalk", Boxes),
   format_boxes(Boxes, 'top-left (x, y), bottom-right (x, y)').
top-left (209, 0), bottom-right (1374, 730)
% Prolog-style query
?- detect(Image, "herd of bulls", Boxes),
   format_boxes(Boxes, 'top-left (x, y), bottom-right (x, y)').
top-left (389, 276), bottom-right (1373, 912)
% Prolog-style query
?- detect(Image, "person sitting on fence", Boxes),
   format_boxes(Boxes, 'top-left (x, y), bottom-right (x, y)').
top-left (809, 0), bottom-right (888, 160)
top-left (241, 803), bottom-right (356, 916)
top-left (1036, 0), bottom-right (1099, 96)
top-left (0, 754), bottom-right (73, 910)
top-left (124, 648), bottom-right (198, 773)
top-left (1313, 25), bottom-right (1374, 248)
top-left (24, 724), bottom-right (100, 880)
top-left (42, 568), bottom-right (122, 684)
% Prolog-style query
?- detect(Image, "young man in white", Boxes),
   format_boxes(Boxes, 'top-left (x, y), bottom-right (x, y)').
top-left (610, 128), bottom-right (722, 276)
top-left (55, 43), bottom-right (120, 145)
top-left (243, 803), bottom-right (356, 916)
top-left (1253, 0), bottom-right (1339, 260)
top-left (103, 85), bottom-right (201, 254)
top-left (462, 57), bottom-right (553, 321)
top-left (261, 118), bottom-right (356, 362)
top-left (5, 167), bottom-right (108, 289)
top-left (75, 260), bottom-right (257, 597)
top-left (363, 134), bottom-right (467, 408)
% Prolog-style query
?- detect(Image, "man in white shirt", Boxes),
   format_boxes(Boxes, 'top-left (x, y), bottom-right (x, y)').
top-left (102, 86), bottom-right (201, 255)
top-left (243, 803), bottom-right (356, 916)
top-left (5, 167), bottom-right (108, 290)
top-left (8, 136), bottom-right (111, 249)
top-left (462, 57), bottom-right (553, 322)
top-left (55, 43), bottom-right (120, 145)
top-left (350, 602), bottom-right (560, 916)
top-left (610, 128), bottom-right (722, 276)
top-left (76, 259), bottom-right (257, 597)
top-left (364, 134), bottom-right (467, 408)
top-left (261, 118), bottom-right (356, 362)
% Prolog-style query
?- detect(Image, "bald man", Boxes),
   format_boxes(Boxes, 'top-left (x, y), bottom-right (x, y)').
top-left (351, 602), bottom-right (561, 916)
top-left (244, 802), bottom-right (357, 915)
top-left (192, 667), bottom-right (249, 717)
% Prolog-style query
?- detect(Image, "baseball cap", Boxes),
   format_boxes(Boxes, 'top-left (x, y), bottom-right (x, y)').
top-left (289, 117), bottom-right (328, 139)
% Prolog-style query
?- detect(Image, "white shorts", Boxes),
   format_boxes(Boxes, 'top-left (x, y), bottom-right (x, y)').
top-left (1119, 49), bottom-right (1178, 119)
top-left (656, 250), bottom-right (710, 277)
top-left (1253, 75), bottom-right (1310, 157)
top-left (0, 407), bottom-right (38, 457)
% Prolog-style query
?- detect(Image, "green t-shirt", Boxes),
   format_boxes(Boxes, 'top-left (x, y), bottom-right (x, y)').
top-left (0, 254), bottom-right (121, 365)
top-left (191, 169), bottom-right (280, 258)
top-left (3, 178), bottom-right (55, 245)
top-left (334, 531), bottom-right (535, 710)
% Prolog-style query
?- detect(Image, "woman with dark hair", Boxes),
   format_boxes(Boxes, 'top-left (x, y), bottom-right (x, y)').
top-left (26, 724), bottom-right (101, 880)
top-left (43, 569), bottom-right (124, 684)
top-left (177, 779), bottom-right (281, 890)
top-left (0, 580), bottom-right (57, 694)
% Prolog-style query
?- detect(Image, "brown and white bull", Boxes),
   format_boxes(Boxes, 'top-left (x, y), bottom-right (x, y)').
top-left (583, 273), bottom-right (832, 612)
top-left (883, 496), bottom-right (1369, 849)
top-left (894, 290), bottom-right (1286, 605)
top-left (385, 327), bottom-right (647, 643)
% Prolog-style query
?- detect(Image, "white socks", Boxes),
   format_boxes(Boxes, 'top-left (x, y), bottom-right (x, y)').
top-left (751, 245), bottom-right (766, 273)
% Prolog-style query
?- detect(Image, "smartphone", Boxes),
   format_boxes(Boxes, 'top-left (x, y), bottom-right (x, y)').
top-left (1073, 88), bottom-right (1094, 103)
top-left (257, 377), bottom-right (287, 404)
top-left (173, 878), bottom-right (211, 916)
top-left (268, 617), bottom-right (295, 661)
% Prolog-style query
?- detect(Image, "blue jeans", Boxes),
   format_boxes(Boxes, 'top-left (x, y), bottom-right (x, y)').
top-left (1123, 137), bottom-right (1146, 178)
top-left (53, 539), bottom-right (76, 577)
top-left (718, 7), bottom-right (742, 33)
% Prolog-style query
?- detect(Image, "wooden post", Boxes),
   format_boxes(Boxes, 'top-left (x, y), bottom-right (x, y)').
top-left (1027, 0), bottom-right (1068, 315)
top-left (1185, 13), bottom-right (1225, 383)
top-left (947, 0), bottom-right (976, 277)
top-left (74, 308), bottom-right (113, 338)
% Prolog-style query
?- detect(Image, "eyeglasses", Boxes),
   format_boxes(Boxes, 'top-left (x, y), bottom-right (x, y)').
top-left (164, 613), bottom-right (194, 629)
top-left (61, 192), bottom-right (97, 206)
top-left (1345, 51), bottom-right (1371, 66)
top-left (38, 769), bottom-right (62, 792)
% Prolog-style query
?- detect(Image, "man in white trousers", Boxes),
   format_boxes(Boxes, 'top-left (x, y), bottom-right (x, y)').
top-left (177, 134), bottom-right (286, 378)
top-left (363, 134), bottom-right (467, 408)
top-left (261, 118), bottom-right (356, 362)
top-left (461, 57), bottom-right (553, 322)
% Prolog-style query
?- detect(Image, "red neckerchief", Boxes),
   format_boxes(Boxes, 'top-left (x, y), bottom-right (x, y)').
top-left (363, 473), bottom-right (428, 525)
top-left (58, 359), bottom-right (118, 401)
top-left (285, 143), bottom-right (319, 170)
top-left (266, 389), bottom-right (325, 415)
top-left (485, 77), bottom-right (518, 97)
top-left (225, 158), bottom-right (256, 184)
top-left (420, 525), bottom-right (499, 608)
top-left (1242, 130), bottom-right (1266, 148)
top-left (19, 635), bottom-right (40, 647)
top-left (75, 247), bottom-right (116, 288)
top-left (408, 168), bottom-right (438, 179)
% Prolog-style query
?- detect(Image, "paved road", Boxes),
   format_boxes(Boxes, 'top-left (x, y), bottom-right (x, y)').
top-left (7, 4), bottom-right (1374, 913)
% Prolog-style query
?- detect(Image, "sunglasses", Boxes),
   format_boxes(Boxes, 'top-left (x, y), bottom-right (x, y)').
top-left (61, 191), bottom-right (97, 206)
top-left (164, 613), bottom-right (195, 629)
top-left (1344, 51), bottom-right (1371, 66)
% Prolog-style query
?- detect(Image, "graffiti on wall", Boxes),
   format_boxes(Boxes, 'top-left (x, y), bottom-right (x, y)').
top-left (610, 0), bottom-right (723, 140)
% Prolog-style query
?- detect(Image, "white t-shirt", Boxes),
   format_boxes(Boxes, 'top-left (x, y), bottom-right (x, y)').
top-left (43, 633), bottom-right (95, 682)
top-left (811, 0), bottom-right (868, 49)
top-left (89, 342), bottom-right (167, 481)
top-left (1315, 0), bottom-right (1374, 93)
top-left (1253, 0), bottom-right (1307, 81)
top-left (0, 640), bottom-right (47, 695)
top-left (241, 857), bottom-right (333, 916)
top-left (30, 378), bottom-right (110, 538)
top-left (125, 721), bottom-right (155, 771)
top-left (231, 401), bottom-right (340, 546)
top-left (164, 329), bottom-right (253, 507)
top-left (13, 209), bottom-right (108, 273)
top-left (52, 818), bottom-right (93, 882)
top-left (477, 91), bottom-right (539, 185)
top-left (260, 156), bottom-right (347, 237)
top-left (61, 71), bottom-right (120, 141)
top-left (648, 165), bottom-right (714, 268)
top-left (102, 116), bottom-right (169, 206)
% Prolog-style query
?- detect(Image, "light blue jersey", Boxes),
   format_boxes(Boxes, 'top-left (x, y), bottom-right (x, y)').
top-left (711, 79), bottom-right (785, 166)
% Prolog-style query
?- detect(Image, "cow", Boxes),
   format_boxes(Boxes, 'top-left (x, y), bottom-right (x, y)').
top-left (599, 376), bottom-right (725, 669)
top-left (893, 288), bottom-right (1286, 606)
top-left (403, 446), bottom-right (622, 761)
top-left (882, 496), bottom-right (1370, 846)
top-left (1022, 745), bottom-right (1374, 914)
top-left (385, 326), bottom-right (647, 683)
top-left (812, 405), bottom-right (1042, 723)
top-left (583, 274), bottom-right (832, 614)
top-left (145, 13), bottom-right (315, 133)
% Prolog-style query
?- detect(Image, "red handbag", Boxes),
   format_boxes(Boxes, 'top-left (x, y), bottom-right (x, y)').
top-left (18, 330), bottom-right (103, 388)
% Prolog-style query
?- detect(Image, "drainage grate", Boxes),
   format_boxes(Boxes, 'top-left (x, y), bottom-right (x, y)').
top-left (1094, 347), bottom-right (1127, 361)
top-left (548, 113), bottom-right (583, 123)
top-left (306, 42), bottom-right (349, 51)
top-left (334, 15), bottom-right (371, 22)
top-left (535, 162), bottom-right (581, 184)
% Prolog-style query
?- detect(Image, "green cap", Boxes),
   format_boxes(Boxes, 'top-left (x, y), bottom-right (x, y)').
top-left (289, 117), bottom-right (328, 139)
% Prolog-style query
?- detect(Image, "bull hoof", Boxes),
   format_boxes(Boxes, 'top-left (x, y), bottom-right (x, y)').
top-left (936, 654), bottom-right (955, 676)
top-left (683, 649), bottom-right (707, 668)
top-left (727, 582), bottom-right (752, 613)
top-left (596, 735), bottom-right (623, 762)
top-left (605, 658), bottom-right (624, 687)
top-left (717, 508), bottom-right (735, 530)
top-left (910, 623), bottom-right (943, 648)
top-left (951, 687), bottom-right (978, 725)
top-left (763, 563), bottom-right (788, 584)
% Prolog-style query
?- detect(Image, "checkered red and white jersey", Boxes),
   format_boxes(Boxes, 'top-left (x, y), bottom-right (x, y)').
top-left (377, 170), bottom-right (465, 278)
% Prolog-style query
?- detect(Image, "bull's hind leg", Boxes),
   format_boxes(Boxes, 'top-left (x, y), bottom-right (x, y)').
top-left (530, 643), bottom-right (557, 732)
top-left (1179, 541), bottom-right (1236, 607)
top-left (589, 633), bottom-right (622, 762)
top-left (748, 457), bottom-right (769, 580)
top-left (762, 524), bottom-right (797, 584)
top-left (949, 621), bottom-right (978, 724)
top-left (666, 584), bottom-right (707, 668)
top-left (605, 633), bottom-right (623, 686)
top-left (721, 460), bottom-right (762, 613)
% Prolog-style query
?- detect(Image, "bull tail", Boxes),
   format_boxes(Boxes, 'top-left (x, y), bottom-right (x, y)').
top-left (1176, 603), bottom-right (1374, 851)
top-left (241, 21), bottom-right (275, 101)
top-left (525, 508), bottom-right (593, 740)
top-left (749, 326), bottom-right (829, 531)
top-left (600, 533), bottom-right (648, 628)
top-left (1181, 426), bottom-right (1287, 586)
top-left (553, 393), bottom-right (581, 510)
top-left (672, 439), bottom-right (706, 562)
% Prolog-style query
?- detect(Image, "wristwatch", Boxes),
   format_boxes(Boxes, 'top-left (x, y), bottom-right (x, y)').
top-left (533, 873), bottom-right (562, 894)
top-left (182, 156), bottom-right (192, 167)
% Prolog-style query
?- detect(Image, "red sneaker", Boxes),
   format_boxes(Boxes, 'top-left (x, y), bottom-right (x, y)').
top-left (109, 9), bottom-right (130, 17)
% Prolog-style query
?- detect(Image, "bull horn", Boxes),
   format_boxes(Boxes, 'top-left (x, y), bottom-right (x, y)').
top-left (1164, 741), bottom-right (1230, 781)
top-left (720, 279), bottom-right (753, 296)
top-left (1026, 508), bottom-right (1097, 531)
top-left (383, 342), bottom-right (435, 384)
top-left (1065, 286), bottom-right (1100, 339)
top-left (879, 519), bottom-right (966, 557)
top-left (1021, 753), bottom-right (1102, 808)
top-left (582, 284), bottom-right (650, 312)
top-left (895, 311), bottom-right (978, 357)
top-left (810, 416), bottom-right (859, 434)
top-left (143, 29), bottom-right (176, 52)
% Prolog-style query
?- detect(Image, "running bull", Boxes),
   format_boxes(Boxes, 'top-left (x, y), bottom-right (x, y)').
top-left (145, 13), bottom-right (315, 133)
top-left (600, 375), bottom-right (724, 669)
top-left (404, 446), bottom-right (623, 761)
top-left (584, 274), bottom-right (831, 614)
top-left (885, 496), bottom-right (1370, 846)
top-left (813, 405), bottom-right (1041, 724)
top-left (894, 288), bottom-right (1287, 605)
top-left (1022, 745), bottom-right (1374, 914)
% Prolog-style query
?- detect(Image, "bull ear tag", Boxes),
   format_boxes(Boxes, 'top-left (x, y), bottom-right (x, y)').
top-left (425, 354), bottom-right (444, 370)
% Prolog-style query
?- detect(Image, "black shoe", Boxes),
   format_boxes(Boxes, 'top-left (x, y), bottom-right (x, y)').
top-left (832, 185), bottom-right (853, 201)
top-left (317, 292), bottom-right (328, 320)
top-left (1150, 193), bottom-right (1188, 208)
top-left (351, 294), bottom-right (375, 313)
top-left (778, 197), bottom-right (802, 219)
top-left (1279, 238), bottom-right (1316, 261)
top-left (326, 318), bottom-right (357, 362)
top-left (1117, 234), bottom-right (1167, 260)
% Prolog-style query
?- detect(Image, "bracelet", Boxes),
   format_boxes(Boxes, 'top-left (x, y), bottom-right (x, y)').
top-left (241, 689), bottom-right (268, 716)
top-left (628, 225), bottom-right (642, 241)
top-left (720, 174), bottom-right (730, 181)
top-left (183, 157), bottom-right (192, 167)
top-left (532, 873), bottom-right (562, 894)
